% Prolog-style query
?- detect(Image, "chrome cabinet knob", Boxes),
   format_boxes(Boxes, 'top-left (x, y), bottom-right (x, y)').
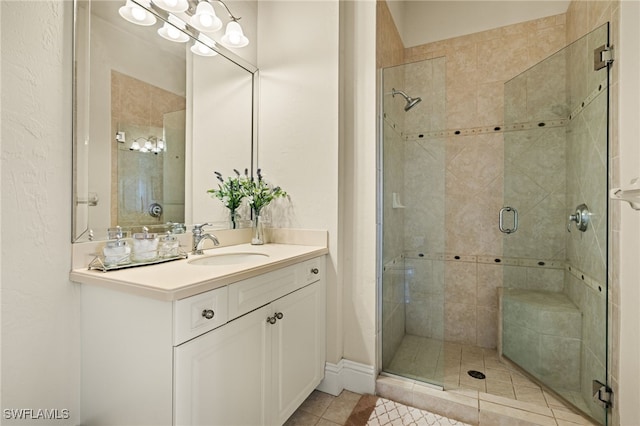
top-left (311, 268), bottom-right (319, 274)
top-left (267, 312), bottom-right (284, 324)
top-left (201, 309), bottom-right (215, 320)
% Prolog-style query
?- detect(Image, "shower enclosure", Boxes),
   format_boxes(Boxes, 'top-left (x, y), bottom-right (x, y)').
top-left (380, 24), bottom-right (610, 424)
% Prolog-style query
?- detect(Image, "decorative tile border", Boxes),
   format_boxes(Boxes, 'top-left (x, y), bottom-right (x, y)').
top-left (404, 118), bottom-right (567, 142)
top-left (402, 251), bottom-right (565, 270)
top-left (566, 263), bottom-right (606, 296)
top-left (386, 251), bottom-right (604, 297)
top-left (396, 77), bottom-right (609, 143)
top-left (568, 77), bottom-right (609, 121)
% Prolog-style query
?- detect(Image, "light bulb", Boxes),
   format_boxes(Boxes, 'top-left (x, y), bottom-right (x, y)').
top-left (158, 19), bottom-right (189, 43)
top-left (191, 35), bottom-right (218, 57)
top-left (119, 0), bottom-right (156, 26)
top-left (200, 14), bottom-right (213, 27)
top-left (131, 6), bottom-right (146, 21)
top-left (220, 21), bottom-right (248, 48)
top-left (190, 2), bottom-right (222, 32)
top-left (167, 25), bottom-right (180, 40)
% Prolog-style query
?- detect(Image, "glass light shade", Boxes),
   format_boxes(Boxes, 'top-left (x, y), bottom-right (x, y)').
top-left (158, 21), bottom-right (189, 43)
top-left (191, 35), bottom-right (218, 57)
top-left (129, 141), bottom-right (141, 150)
top-left (144, 140), bottom-right (153, 150)
top-left (119, 0), bottom-right (156, 26)
top-left (220, 21), bottom-right (249, 48)
top-left (190, 2), bottom-right (222, 32)
top-left (156, 139), bottom-right (165, 150)
top-left (151, 0), bottom-right (188, 13)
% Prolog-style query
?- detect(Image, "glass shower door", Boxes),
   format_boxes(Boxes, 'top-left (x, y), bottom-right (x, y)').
top-left (501, 24), bottom-right (610, 424)
top-left (380, 57), bottom-right (447, 387)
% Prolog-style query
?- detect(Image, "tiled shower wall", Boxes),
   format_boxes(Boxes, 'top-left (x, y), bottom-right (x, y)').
top-left (378, 0), bottom-right (621, 423)
top-left (401, 15), bottom-right (567, 349)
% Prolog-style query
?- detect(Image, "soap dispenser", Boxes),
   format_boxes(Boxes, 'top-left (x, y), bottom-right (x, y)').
top-left (103, 226), bottom-right (131, 266)
top-left (159, 231), bottom-right (180, 258)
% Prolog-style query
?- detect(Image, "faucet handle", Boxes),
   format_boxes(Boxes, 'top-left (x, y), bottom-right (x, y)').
top-left (192, 223), bottom-right (212, 236)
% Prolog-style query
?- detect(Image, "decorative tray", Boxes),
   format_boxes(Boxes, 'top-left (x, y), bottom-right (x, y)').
top-left (87, 250), bottom-right (188, 273)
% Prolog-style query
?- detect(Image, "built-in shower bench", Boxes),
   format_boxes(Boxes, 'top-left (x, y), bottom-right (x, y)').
top-left (499, 288), bottom-right (582, 390)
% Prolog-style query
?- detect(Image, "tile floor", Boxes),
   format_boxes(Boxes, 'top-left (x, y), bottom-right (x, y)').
top-left (386, 335), bottom-right (591, 414)
top-left (285, 390), bottom-right (470, 426)
top-left (284, 389), bottom-right (362, 426)
top-left (285, 334), bottom-right (599, 426)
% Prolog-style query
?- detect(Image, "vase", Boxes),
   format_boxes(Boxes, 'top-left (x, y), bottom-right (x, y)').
top-left (251, 214), bottom-right (264, 245)
top-left (229, 210), bottom-right (239, 229)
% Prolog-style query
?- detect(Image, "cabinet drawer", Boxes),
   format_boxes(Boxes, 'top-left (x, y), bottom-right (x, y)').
top-left (228, 256), bottom-right (325, 321)
top-left (298, 256), bottom-right (324, 286)
top-left (228, 265), bottom-right (298, 320)
top-left (174, 286), bottom-right (228, 345)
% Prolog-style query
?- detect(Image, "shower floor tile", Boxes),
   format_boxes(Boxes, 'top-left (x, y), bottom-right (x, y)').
top-left (386, 334), bottom-right (596, 423)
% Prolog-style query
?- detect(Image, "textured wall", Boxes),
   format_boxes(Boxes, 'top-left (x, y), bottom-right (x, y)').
top-left (1, 1), bottom-right (80, 424)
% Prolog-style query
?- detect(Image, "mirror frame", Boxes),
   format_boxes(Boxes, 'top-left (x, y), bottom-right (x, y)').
top-left (72, 0), bottom-right (259, 242)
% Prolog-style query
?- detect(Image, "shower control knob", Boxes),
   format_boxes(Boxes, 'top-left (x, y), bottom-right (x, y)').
top-left (275, 312), bottom-right (284, 320)
top-left (201, 309), bottom-right (215, 320)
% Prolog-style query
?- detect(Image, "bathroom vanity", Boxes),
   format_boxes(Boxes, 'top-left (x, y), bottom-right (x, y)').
top-left (71, 232), bottom-right (327, 426)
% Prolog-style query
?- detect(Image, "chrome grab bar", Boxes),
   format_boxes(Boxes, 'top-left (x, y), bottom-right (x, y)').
top-left (499, 206), bottom-right (518, 234)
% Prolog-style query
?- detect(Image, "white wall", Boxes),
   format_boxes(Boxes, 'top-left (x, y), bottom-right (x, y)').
top-left (617, 1), bottom-right (640, 422)
top-left (0, 1), bottom-right (80, 424)
top-left (339, 0), bottom-right (378, 367)
top-left (256, 0), bottom-right (342, 363)
top-left (390, 0), bottom-right (570, 47)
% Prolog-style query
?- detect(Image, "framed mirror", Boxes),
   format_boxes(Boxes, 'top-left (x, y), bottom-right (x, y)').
top-left (72, 0), bottom-right (258, 242)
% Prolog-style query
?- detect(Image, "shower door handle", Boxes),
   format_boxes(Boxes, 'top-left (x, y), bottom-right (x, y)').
top-left (499, 207), bottom-right (518, 234)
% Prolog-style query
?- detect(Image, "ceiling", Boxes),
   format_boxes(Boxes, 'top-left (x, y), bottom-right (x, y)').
top-left (387, 0), bottom-right (571, 47)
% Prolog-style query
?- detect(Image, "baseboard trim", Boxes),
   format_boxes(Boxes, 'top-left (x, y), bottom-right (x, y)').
top-left (316, 359), bottom-right (376, 396)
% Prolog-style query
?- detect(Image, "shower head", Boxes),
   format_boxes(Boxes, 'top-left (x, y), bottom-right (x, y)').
top-left (391, 88), bottom-right (422, 112)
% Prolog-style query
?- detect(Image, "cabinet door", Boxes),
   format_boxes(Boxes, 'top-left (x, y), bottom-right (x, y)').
top-left (174, 304), bottom-right (270, 426)
top-left (270, 280), bottom-right (326, 425)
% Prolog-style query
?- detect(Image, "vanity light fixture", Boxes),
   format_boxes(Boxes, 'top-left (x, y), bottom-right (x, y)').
top-left (119, 0), bottom-right (249, 50)
top-left (119, 0), bottom-right (157, 26)
top-left (191, 34), bottom-right (219, 57)
top-left (129, 136), bottom-right (166, 154)
top-left (158, 15), bottom-right (190, 42)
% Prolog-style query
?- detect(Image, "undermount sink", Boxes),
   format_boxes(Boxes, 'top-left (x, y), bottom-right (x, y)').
top-left (188, 252), bottom-right (269, 266)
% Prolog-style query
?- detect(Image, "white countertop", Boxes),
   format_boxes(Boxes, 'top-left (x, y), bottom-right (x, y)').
top-left (70, 230), bottom-right (328, 301)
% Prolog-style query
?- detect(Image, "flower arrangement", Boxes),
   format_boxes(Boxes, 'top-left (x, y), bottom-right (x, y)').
top-left (242, 169), bottom-right (287, 216)
top-left (207, 168), bottom-right (286, 237)
top-left (207, 168), bottom-right (249, 228)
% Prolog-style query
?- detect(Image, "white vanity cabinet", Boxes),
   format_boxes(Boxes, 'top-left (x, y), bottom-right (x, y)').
top-left (81, 255), bottom-right (326, 426)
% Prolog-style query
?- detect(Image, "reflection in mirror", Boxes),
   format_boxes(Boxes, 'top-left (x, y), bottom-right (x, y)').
top-left (72, 0), bottom-right (257, 242)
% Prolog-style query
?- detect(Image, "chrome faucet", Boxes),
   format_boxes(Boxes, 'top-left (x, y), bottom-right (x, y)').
top-left (191, 223), bottom-right (220, 255)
